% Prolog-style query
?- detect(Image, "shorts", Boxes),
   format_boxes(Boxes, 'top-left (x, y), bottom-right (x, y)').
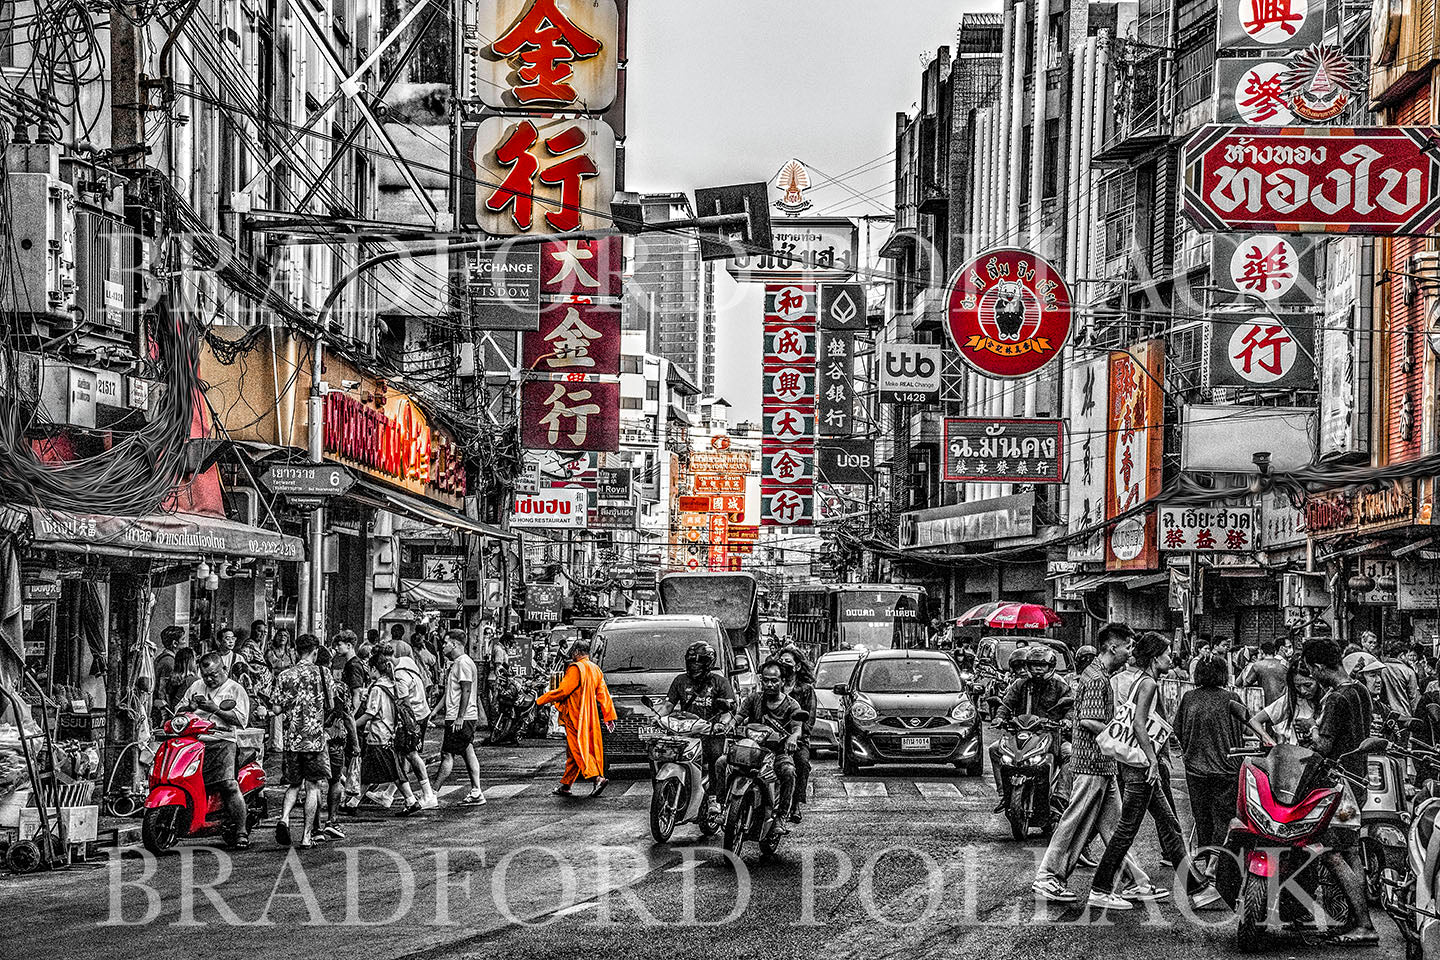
top-left (201, 739), bottom-right (238, 785)
top-left (360, 742), bottom-right (404, 785)
top-left (442, 720), bottom-right (477, 755)
top-left (281, 750), bottom-right (331, 786)
top-left (326, 741), bottom-right (346, 784)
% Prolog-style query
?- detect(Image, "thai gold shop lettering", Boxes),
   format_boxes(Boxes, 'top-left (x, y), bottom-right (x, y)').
top-left (323, 393), bottom-right (465, 495)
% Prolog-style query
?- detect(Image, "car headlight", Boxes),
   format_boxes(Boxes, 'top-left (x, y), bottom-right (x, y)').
top-left (850, 699), bottom-right (878, 722)
top-left (949, 699), bottom-right (976, 722)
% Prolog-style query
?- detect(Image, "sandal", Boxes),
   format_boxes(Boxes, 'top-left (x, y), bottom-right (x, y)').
top-left (1329, 930), bottom-right (1380, 947)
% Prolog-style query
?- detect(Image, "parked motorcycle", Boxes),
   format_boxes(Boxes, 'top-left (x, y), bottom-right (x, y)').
top-left (721, 719), bottom-right (803, 859)
top-left (637, 698), bottom-right (725, 843)
top-left (1215, 740), bottom-right (1382, 951)
top-left (1358, 741), bottom-right (1411, 906)
top-left (993, 712), bottom-right (1067, 841)
top-left (488, 667), bottom-right (549, 745)
top-left (1361, 739), bottom-right (1440, 960)
top-left (143, 713), bottom-right (266, 854)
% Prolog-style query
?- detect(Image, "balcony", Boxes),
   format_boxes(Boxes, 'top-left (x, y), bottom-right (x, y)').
top-left (918, 180), bottom-right (948, 216)
top-left (1094, 50), bottom-right (1169, 166)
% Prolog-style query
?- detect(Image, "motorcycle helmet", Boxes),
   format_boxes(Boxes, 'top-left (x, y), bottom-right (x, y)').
top-left (684, 641), bottom-right (716, 679)
top-left (1074, 645), bottom-right (1098, 673)
top-left (1027, 646), bottom-right (1058, 680)
top-left (1006, 648), bottom-right (1031, 673)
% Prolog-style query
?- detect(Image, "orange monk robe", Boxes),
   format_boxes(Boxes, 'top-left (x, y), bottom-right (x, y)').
top-left (537, 655), bottom-right (617, 783)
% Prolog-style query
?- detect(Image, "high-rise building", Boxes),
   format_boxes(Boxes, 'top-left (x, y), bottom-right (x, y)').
top-left (625, 193), bottom-right (717, 397)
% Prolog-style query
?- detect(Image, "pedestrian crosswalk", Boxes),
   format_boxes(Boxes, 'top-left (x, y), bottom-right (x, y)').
top-left (413, 775), bottom-right (991, 806)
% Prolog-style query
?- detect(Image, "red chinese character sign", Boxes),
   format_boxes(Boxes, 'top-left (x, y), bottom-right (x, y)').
top-left (1182, 125), bottom-right (1440, 235)
top-left (471, 0), bottom-right (619, 112)
top-left (1218, 0), bottom-right (1321, 49)
top-left (1219, 60), bottom-right (1294, 125)
top-left (520, 380), bottom-right (619, 452)
top-left (540, 236), bottom-right (623, 298)
top-left (522, 302), bottom-right (621, 375)
top-left (462, 116), bottom-right (616, 235)
top-left (1210, 311), bottom-right (1315, 390)
top-left (1105, 342), bottom-right (1165, 572)
top-left (762, 284), bottom-right (817, 526)
top-left (944, 248), bottom-right (1073, 379)
top-left (1209, 233), bottom-right (1319, 306)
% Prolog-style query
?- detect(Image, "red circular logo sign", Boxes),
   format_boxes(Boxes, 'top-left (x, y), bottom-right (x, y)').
top-left (945, 248), bottom-right (1073, 379)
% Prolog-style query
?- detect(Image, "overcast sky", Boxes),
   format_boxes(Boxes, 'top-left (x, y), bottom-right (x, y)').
top-left (625, 0), bottom-right (989, 421)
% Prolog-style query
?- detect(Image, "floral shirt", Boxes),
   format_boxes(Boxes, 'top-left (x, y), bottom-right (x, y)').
top-left (272, 662), bottom-right (331, 752)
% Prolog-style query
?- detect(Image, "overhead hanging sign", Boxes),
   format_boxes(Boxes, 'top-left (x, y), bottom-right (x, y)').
top-left (510, 488), bottom-right (590, 528)
top-left (1182, 125), bottom-right (1440, 235)
top-left (727, 218), bottom-right (859, 283)
top-left (1158, 506), bottom-right (1258, 551)
top-left (942, 419), bottom-right (1064, 484)
top-left (944, 248), bottom-right (1073, 379)
top-left (816, 439), bottom-right (876, 485)
top-left (818, 330), bottom-right (856, 436)
top-left (1209, 310), bottom-right (1315, 391)
top-left (878, 343), bottom-right (942, 404)
top-left (1209, 233), bottom-right (1319, 305)
top-left (461, 116), bottom-right (617, 235)
top-left (467, 0), bottom-right (620, 112)
top-left (761, 284), bottom-right (816, 526)
top-left (821, 283), bottom-right (867, 330)
top-left (1217, 0), bottom-right (1323, 50)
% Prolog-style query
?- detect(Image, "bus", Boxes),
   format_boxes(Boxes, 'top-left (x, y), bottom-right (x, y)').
top-left (785, 584), bottom-right (929, 656)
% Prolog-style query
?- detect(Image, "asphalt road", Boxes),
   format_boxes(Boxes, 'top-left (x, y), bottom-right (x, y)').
top-left (0, 740), bottom-right (1409, 960)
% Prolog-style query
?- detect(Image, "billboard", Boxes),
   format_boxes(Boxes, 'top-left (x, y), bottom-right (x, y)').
top-left (1105, 342), bottom-right (1165, 572)
top-left (877, 343), bottom-right (942, 404)
top-left (942, 419), bottom-right (1064, 484)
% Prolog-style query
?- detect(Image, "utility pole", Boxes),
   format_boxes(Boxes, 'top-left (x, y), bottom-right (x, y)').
top-left (307, 338), bottom-right (326, 639)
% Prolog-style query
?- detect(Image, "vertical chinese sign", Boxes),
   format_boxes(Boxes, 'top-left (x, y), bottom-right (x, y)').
top-left (460, 0), bottom-right (620, 235)
top-left (520, 302), bottom-right (622, 452)
top-left (818, 283), bottom-right (863, 439)
top-left (762, 284), bottom-right (817, 526)
top-left (1105, 341), bottom-right (1165, 572)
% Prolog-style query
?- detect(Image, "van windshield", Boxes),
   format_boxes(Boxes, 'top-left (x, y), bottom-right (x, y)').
top-left (596, 626), bottom-right (720, 673)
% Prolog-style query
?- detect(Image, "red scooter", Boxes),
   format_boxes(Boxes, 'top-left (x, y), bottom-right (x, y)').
top-left (142, 714), bottom-right (266, 853)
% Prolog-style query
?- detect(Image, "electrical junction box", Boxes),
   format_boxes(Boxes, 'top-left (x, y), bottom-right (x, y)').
top-left (7, 171), bottom-right (76, 322)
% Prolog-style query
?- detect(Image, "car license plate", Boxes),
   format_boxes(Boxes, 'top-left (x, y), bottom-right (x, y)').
top-left (901, 736), bottom-right (930, 751)
top-left (638, 722), bottom-right (663, 740)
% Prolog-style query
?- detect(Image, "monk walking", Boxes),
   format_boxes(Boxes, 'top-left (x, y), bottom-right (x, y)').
top-left (537, 639), bottom-right (617, 797)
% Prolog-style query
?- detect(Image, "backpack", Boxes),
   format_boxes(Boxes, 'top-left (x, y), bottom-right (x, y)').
top-left (377, 682), bottom-right (421, 752)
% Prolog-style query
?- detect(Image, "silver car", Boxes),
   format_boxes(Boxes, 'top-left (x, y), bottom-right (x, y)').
top-left (810, 650), bottom-right (864, 756)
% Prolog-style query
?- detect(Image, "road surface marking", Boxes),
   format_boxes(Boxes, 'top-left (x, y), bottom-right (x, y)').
top-left (437, 785), bottom-right (466, 797)
top-left (915, 782), bottom-right (962, 799)
top-left (843, 781), bottom-right (888, 798)
top-left (550, 902), bottom-right (599, 918)
top-left (484, 783), bottom-right (529, 799)
top-left (624, 782), bottom-right (651, 797)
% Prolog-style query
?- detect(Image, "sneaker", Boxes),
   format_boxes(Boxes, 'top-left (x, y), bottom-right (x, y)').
top-left (1188, 885), bottom-right (1226, 910)
top-left (364, 790), bottom-right (395, 809)
top-left (398, 801), bottom-right (423, 817)
top-left (275, 821), bottom-right (292, 847)
top-left (1119, 883), bottom-right (1171, 902)
top-left (1031, 878), bottom-right (1078, 903)
top-left (321, 824), bottom-right (345, 841)
top-left (419, 787), bottom-right (440, 810)
top-left (459, 791), bottom-right (487, 806)
top-left (1087, 890), bottom-right (1135, 911)
top-left (1076, 852), bottom-right (1099, 869)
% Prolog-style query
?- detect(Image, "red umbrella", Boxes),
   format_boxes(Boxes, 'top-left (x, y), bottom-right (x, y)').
top-left (956, 601), bottom-right (1062, 630)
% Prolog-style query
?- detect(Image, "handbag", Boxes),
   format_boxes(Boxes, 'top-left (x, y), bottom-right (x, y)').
top-left (1097, 680), bottom-right (1173, 767)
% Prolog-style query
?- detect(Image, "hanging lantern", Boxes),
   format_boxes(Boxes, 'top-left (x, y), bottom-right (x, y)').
top-left (205, 573), bottom-right (220, 591)
top-left (196, 560), bottom-right (211, 581)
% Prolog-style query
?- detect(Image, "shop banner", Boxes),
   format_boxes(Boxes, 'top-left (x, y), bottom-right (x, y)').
top-left (596, 466), bottom-right (632, 505)
top-left (878, 343), bottom-right (942, 405)
top-left (1158, 506), bottom-right (1258, 551)
top-left (942, 419), bottom-right (1064, 483)
top-left (1217, 0), bottom-right (1323, 52)
top-left (1106, 342), bottom-right (1165, 571)
top-left (817, 439), bottom-right (877, 485)
top-left (762, 283), bottom-right (817, 527)
top-left (1209, 310), bottom-right (1315, 392)
top-left (818, 330), bottom-right (855, 437)
top-left (511, 489), bottom-right (589, 529)
top-left (540, 236), bottom-right (623, 299)
top-left (522, 302), bottom-right (621, 376)
top-left (1209, 233), bottom-right (1320, 305)
top-left (1066, 354), bottom-right (1109, 562)
top-left (520, 380), bottom-right (620, 452)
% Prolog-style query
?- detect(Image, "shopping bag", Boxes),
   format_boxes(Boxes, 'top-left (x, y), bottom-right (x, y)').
top-left (1096, 682), bottom-right (1172, 767)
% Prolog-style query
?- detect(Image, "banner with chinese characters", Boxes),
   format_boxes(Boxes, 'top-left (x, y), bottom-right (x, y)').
top-left (818, 330), bottom-right (855, 437)
top-left (1158, 506), bottom-right (1258, 552)
top-left (460, 116), bottom-right (617, 235)
top-left (540, 236), bottom-right (623, 299)
top-left (1209, 234), bottom-right (1320, 306)
top-left (1105, 342), bottom-right (1165, 572)
top-left (522, 303), bottom-right (621, 375)
top-left (761, 283), bottom-right (817, 526)
top-left (1217, 0), bottom-right (1322, 51)
top-left (707, 513), bottom-right (729, 570)
top-left (942, 419), bottom-right (1064, 483)
top-left (1066, 354), bottom-right (1109, 563)
top-left (466, 0), bottom-right (620, 112)
top-left (520, 380), bottom-right (620, 452)
top-left (1208, 309), bottom-right (1315, 392)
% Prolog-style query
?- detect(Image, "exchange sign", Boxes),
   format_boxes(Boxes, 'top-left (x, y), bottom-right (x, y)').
top-left (944, 248), bottom-right (1073, 379)
top-left (1182, 125), bottom-right (1440, 235)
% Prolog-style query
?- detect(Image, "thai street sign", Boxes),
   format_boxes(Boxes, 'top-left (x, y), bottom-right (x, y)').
top-left (1158, 506), bottom-right (1258, 551)
top-left (727, 219), bottom-right (859, 283)
top-left (942, 419), bottom-right (1064, 484)
top-left (261, 463), bottom-right (355, 498)
top-left (944, 248), bottom-right (1073, 379)
top-left (1182, 125), bottom-right (1440, 235)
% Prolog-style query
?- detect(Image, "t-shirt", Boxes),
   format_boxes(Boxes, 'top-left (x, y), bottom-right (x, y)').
top-left (339, 654), bottom-right (368, 697)
top-left (736, 692), bottom-right (803, 734)
top-left (394, 656), bottom-right (432, 722)
top-left (1316, 681), bottom-right (1373, 781)
top-left (1240, 657), bottom-right (1289, 707)
top-left (363, 679), bottom-right (398, 746)
top-left (273, 661), bottom-right (330, 752)
top-left (1378, 658), bottom-right (1420, 716)
top-left (666, 673), bottom-right (737, 721)
top-left (180, 678), bottom-right (251, 741)
top-left (1258, 694), bottom-right (1317, 745)
top-left (1072, 662), bottom-right (1115, 777)
top-left (444, 654), bottom-right (480, 721)
top-left (1175, 687), bottom-right (1246, 778)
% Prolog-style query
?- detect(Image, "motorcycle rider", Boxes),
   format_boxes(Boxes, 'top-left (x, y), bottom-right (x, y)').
top-left (653, 641), bottom-right (736, 815)
top-left (990, 645), bottom-right (1073, 806)
top-left (733, 660), bottom-right (804, 836)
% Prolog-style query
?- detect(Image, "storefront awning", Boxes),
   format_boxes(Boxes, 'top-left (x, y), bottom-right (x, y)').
top-left (399, 578), bottom-right (462, 610)
top-left (12, 506), bottom-right (304, 562)
top-left (350, 478), bottom-right (514, 541)
top-left (1117, 572), bottom-right (1169, 590)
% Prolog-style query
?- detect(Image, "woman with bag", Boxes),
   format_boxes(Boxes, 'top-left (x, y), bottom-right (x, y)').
top-left (1089, 632), bottom-right (1223, 911)
top-left (352, 649), bottom-right (422, 818)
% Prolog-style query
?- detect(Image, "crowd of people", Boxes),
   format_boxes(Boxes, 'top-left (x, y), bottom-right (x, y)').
top-left (149, 621), bottom-right (499, 849)
top-left (1004, 621), bottom-right (1425, 945)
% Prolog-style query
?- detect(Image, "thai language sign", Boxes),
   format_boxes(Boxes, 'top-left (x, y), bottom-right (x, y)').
top-left (942, 419), bottom-right (1064, 483)
top-left (1158, 506), bottom-right (1258, 551)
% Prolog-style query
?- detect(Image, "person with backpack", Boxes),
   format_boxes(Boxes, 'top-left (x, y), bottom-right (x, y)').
top-left (352, 647), bottom-right (423, 817)
top-left (393, 645), bottom-right (438, 808)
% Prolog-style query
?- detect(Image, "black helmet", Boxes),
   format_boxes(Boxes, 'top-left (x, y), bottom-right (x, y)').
top-left (684, 641), bottom-right (716, 676)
